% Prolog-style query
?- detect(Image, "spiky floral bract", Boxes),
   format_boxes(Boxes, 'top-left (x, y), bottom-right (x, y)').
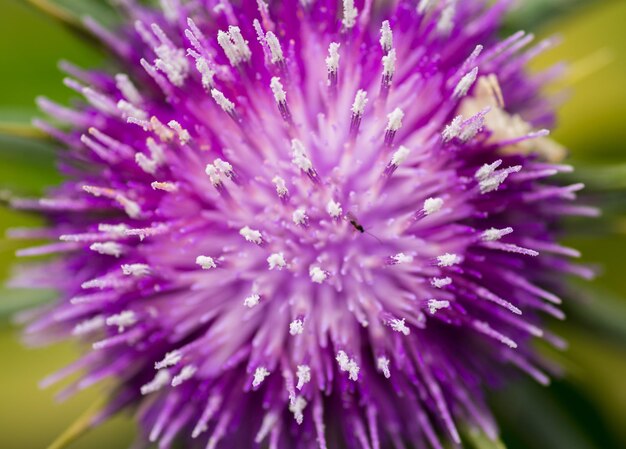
top-left (10, 0), bottom-right (596, 448)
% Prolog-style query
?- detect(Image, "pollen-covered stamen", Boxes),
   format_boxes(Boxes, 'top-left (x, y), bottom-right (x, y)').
top-left (384, 145), bottom-right (410, 177)
top-left (437, 0), bottom-right (456, 36)
top-left (326, 200), bottom-right (343, 219)
top-left (205, 164), bottom-right (222, 188)
top-left (267, 252), bottom-right (286, 270)
top-left (290, 319), bottom-right (304, 336)
top-left (475, 160), bottom-right (503, 181)
top-left (384, 107), bottom-right (404, 146)
top-left (155, 350), bottom-right (182, 369)
top-left (243, 293), bottom-right (261, 308)
top-left (149, 116), bottom-right (175, 142)
top-left (192, 55), bottom-right (216, 91)
top-left (270, 77), bottom-right (291, 122)
top-left (478, 165), bottom-right (522, 194)
top-left (350, 89), bottom-right (368, 136)
top-left (453, 67), bottom-right (478, 98)
top-left (213, 159), bottom-right (236, 183)
top-left (291, 139), bottom-right (316, 180)
top-left (72, 316), bottom-right (105, 336)
top-left (431, 277), bottom-right (452, 288)
top-left (296, 365), bottom-right (310, 389)
top-left (82, 186), bottom-right (141, 219)
top-left (292, 207), bottom-right (308, 226)
top-left (115, 73), bottom-right (143, 104)
top-left (172, 365), bottom-right (197, 387)
top-left (336, 350), bottom-right (359, 381)
top-left (442, 115), bottom-right (463, 142)
top-left (167, 120), bottom-right (191, 145)
top-left (106, 310), bottom-right (137, 332)
top-left (153, 41), bottom-right (189, 87)
top-left (289, 396), bottom-right (307, 425)
top-left (272, 176), bottom-right (289, 198)
top-left (141, 370), bottom-right (171, 395)
top-left (239, 226), bottom-right (263, 244)
top-left (151, 181), bottom-right (178, 192)
top-left (196, 255), bottom-right (217, 270)
top-left (377, 357), bottom-right (391, 378)
top-left (90, 242), bottom-right (123, 257)
top-left (325, 42), bottom-right (340, 87)
top-left (389, 318), bottom-right (410, 335)
top-left (459, 108), bottom-right (489, 142)
top-left (210, 89), bottom-right (236, 116)
top-left (265, 31), bottom-right (284, 66)
top-left (428, 299), bottom-right (451, 314)
top-left (342, 0), bottom-right (358, 30)
top-left (309, 266), bottom-right (327, 284)
top-left (121, 263), bottom-right (151, 276)
top-left (217, 27), bottom-right (251, 67)
top-left (437, 253), bottom-right (461, 267)
top-left (390, 253), bottom-right (414, 264)
top-left (252, 367), bottom-right (270, 388)
top-left (380, 21), bottom-right (393, 53)
top-left (423, 197), bottom-right (444, 215)
top-left (381, 49), bottom-right (397, 94)
top-left (117, 100), bottom-right (147, 122)
top-left (482, 227), bottom-right (514, 241)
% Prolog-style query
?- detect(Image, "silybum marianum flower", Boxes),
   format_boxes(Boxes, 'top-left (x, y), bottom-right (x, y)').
top-left (11, 0), bottom-right (594, 448)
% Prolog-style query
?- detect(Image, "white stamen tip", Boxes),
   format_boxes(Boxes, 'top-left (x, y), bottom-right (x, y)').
top-left (309, 266), bottom-right (327, 284)
top-left (392, 253), bottom-right (413, 264)
top-left (325, 42), bottom-right (340, 74)
top-left (289, 396), bottom-right (307, 425)
top-left (290, 319), bottom-right (304, 336)
top-left (428, 299), bottom-right (451, 314)
top-left (141, 370), bottom-right (171, 395)
top-left (336, 350), bottom-right (360, 381)
top-left (475, 160), bottom-right (503, 181)
top-left (437, 253), bottom-right (461, 267)
top-left (239, 226), bottom-right (263, 244)
top-left (382, 49), bottom-right (397, 79)
top-left (270, 77), bottom-right (287, 104)
top-left (151, 181), bottom-right (178, 192)
top-left (210, 89), bottom-right (235, 113)
top-left (342, 0), bottom-right (358, 29)
top-left (244, 293), bottom-right (260, 308)
top-left (377, 356), bottom-right (391, 378)
top-left (454, 67), bottom-right (478, 98)
top-left (72, 316), bottom-right (105, 336)
top-left (292, 207), bottom-right (308, 225)
top-left (205, 164), bottom-right (221, 187)
top-left (196, 255), bottom-right (217, 270)
top-left (106, 310), bottom-right (137, 332)
top-left (252, 367), bottom-right (270, 387)
top-left (155, 350), bottom-right (182, 369)
top-left (326, 200), bottom-right (343, 218)
top-left (171, 365), bottom-right (197, 387)
top-left (442, 115), bottom-right (463, 142)
top-left (291, 139), bottom-right (313, 173)
top-left (431, 277), bottom-right (452, 288)
top-left (121, 263), bottom-right (151, 277)
top-left (380, 21), bottom-right (393, 52)
top-left (267, 252), bottom-right (286, 270)
top-left (213, 158), bottom-right (234, 177)
top-left (296, 364), bottom-right (311, 389)
top-left (351, 89), bottom-right (368, 116)
top-left (391, 145), bottom-right (410, 166)
top-left (272, 176), bottom-right (289, 198)
top-left (482, 227), bottom-right (514, 241)
top-left (390, 318), bottom-right (410, 335)
top-left (89, 242), bottom-right (123, 257)
top-left (386, 107), bottom-right (404, 132)
top-left (265, 31), bottom-right (284, 64)
top-left (423, 197), bottom-right (444, 215)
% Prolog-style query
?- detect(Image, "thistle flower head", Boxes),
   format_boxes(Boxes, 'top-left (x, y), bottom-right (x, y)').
top-left (11, 1), bottom-right (593, 448)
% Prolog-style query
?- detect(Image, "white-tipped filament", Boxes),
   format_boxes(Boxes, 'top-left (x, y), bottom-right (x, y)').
top-left (267, 252), bottom-right (286, 270)
top-left (292, 207), bottom-right (308, 225)
top-left (272, 176), bottom-right (289, 198)
top-left (115, 73), bottom-right (143, 104)
top-left (205, 164), bottom-right (222, 187)
top-left (386, 107), bottom-right (404, 132)
top-left (290, 319), bottom-right (304, 336)
top-left (428, 299), bottom-right (451, 314)
top-left (172, 365), bottom-right (197, 387)
top-left (309, 266), bottom-right (327, 284)
top-left (167, 120), bottom-right (191, 145)
top-left (289, 396), bottom-right (307, 425)
top-left (265, 31), bottom-right (284, 64)
top-left (296, 364), bottom-right (311, 389)
top-left (151, 181), bottom-right (178, 192)
top-left (391, 145), bottom-right (410, 167)
top-left (270, 76), bottom-right (287, 104)
top-left (453, 67), bottom-right (478, 98)
top-left (326, 199), bottom-right (343, 219)
top-left (380, 21), bottom-right (393, 53)
top-left (121, 263), bottom-right (151, 276)
top-left (239, 226), bottom-right (263, 244)
top-left (141, 370), bottom-right (171, 395)
top-left (377, 356), bottom-right (391, 378)
top-left (252, 367), bottom-right (270, 387)
top-left (336, 350), bottom-right (360, 381)
top-left (291, 139), bottom-right (314, 173)
top-left (155, 350), bottom-right (182, 369)
top-left (217, 27), bottom-right (251, 66)
top-left (210, 89), bottom-right (235, 114)
top-left (423, 197), bottom-right (444, 215)
top-left (389, 318), bottom-right (410, 335)
top-left (106, 310), bottom-right (137, 332)
top-left (326, 42), bottom-right (340, 86)
top-left (72, 315), bottom-right (105, 336)
top-left (392, 253), bottom-right (413, 264)
top-left (342, 0), bottom-right (358, 29)
top-left (442, 115), bottom-right (463, 142)
top-left (196, 255), bottom-right (217, 270)
top-left (90, 242), bottom-right (123, 257)
top-left (437, 253), bottom-right (461, 267)
top-left (244, 293), bottom-right (261, 308)
top-left (482, 227), bottom-right (514, 241)
top-left (431, 277), bottom-right (452, 288)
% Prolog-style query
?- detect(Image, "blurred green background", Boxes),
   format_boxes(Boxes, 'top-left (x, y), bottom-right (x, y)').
top-left (0, 1), bottom-right (625, 448)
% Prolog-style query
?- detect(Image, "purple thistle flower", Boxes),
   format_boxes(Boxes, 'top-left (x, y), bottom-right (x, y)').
top-left (10, 0), bottom-right (596, 448)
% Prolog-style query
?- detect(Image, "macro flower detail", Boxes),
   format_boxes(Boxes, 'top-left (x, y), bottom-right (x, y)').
top-left (9, 1), bottom-right (595, 448)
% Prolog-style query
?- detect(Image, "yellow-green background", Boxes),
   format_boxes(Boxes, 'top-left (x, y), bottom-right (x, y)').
top-left (0, 1), bottom-right (625, 448)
